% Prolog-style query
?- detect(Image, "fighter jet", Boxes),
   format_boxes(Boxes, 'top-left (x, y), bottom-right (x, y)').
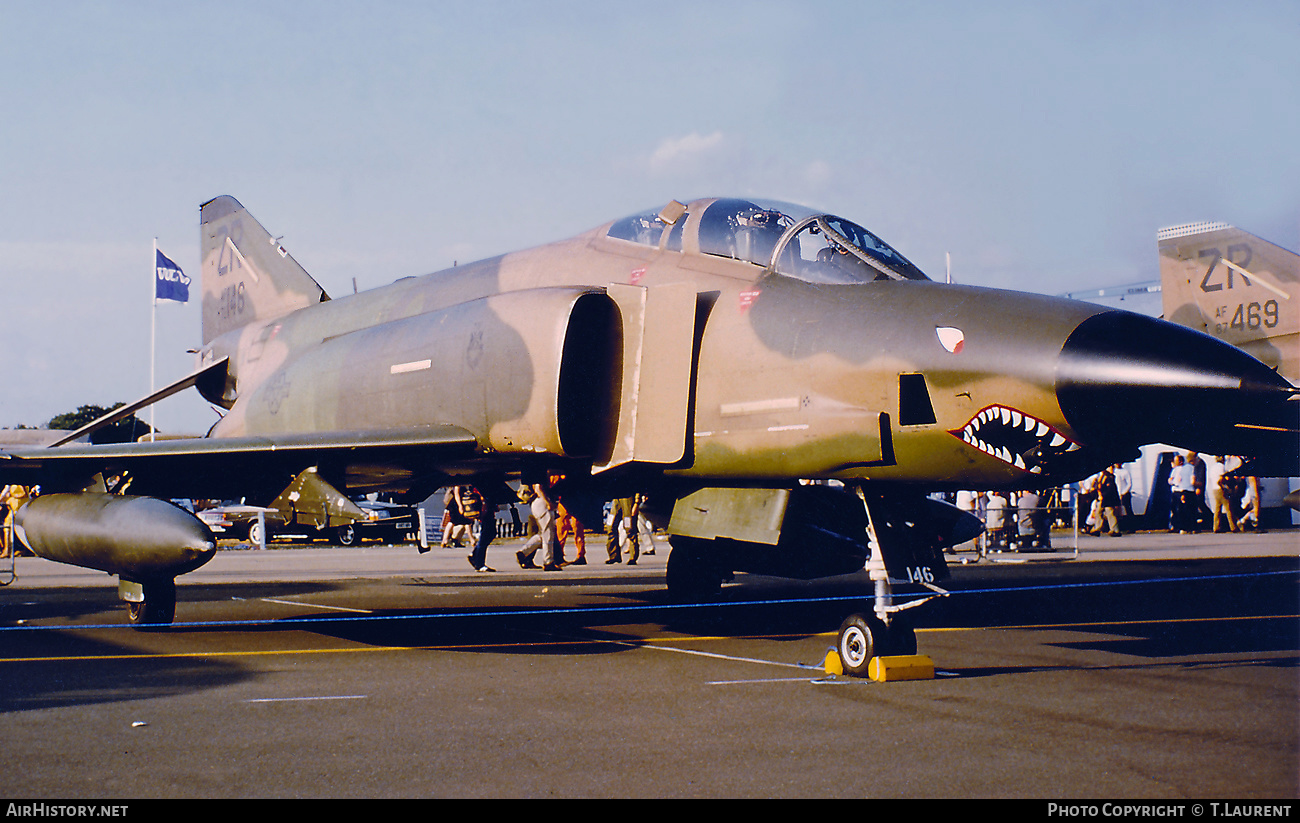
top-left (3, 196), bottom-right (1295, 675)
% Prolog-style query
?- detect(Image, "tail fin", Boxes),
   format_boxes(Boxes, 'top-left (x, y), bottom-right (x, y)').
top-left (1159, 222), bottom-right (1298, 384)
top-left (200, 196), bottom-right (329, 344)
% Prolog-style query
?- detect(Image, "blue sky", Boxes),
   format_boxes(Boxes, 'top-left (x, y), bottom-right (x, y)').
top-left (1, 1), bottom-right (1296, 432)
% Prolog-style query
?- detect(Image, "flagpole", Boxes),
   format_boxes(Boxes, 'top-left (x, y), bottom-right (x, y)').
top-left (150, 238), bottom-right (157, 442)
top-left (149, 244), bottom-right (190, 443)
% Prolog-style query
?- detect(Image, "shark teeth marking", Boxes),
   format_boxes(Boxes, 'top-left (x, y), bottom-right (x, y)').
top-left (950, 404), bottom-right (1081, 473)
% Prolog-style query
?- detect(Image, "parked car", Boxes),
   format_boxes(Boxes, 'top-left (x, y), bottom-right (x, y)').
top-left (197, 498), bottom-right (421, 546)
top-left (335, 501), bottom-right (421, 545)
top-left (196, 501), bottom-right (284, 544)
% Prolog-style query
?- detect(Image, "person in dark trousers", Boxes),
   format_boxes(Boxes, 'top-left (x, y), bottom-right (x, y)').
top-left (1090, 466), bottom-right (1123, 536)
top-left (606, 494), bottom-right (642, 565)
top-left (464, 485), bottom-right (496, 572)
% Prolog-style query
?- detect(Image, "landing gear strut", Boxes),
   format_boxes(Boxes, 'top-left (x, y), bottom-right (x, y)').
top-left (835, 487), bottom-right (947, 677)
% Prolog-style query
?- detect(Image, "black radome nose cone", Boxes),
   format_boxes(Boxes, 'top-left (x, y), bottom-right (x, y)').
top-left (1056, 311), bottom-right (1296, 463)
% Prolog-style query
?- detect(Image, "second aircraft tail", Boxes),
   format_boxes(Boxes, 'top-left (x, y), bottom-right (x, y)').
top-left (1159, 221), bottom-right (1298, 385)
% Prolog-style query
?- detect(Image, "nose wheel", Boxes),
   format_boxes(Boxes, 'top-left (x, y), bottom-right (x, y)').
top-left (836, 613), bottom-right (917, 677)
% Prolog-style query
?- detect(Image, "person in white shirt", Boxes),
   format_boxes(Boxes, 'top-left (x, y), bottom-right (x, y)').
top-left (1112, 463), bottom-right (1134, 520)
top-left (952, 490), bottom-right (978, 553)
top-left (985, 492), bottom-right (1008, 549)
top-left (1168, 454), bottom-right (1196, 533)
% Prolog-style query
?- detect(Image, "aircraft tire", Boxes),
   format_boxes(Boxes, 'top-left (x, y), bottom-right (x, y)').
top-left (837, 613), bottom-right (887, 677)
top-left (126, 579), bottom-right (176, 628)
top-left (337, 524), bottom-right (357, 546)
top-left (247, 520), bottom-right (264, 547)
top-left (665, 538), bottom-right (724, 602)
top-left (836, 614), bottom-right (918, 676)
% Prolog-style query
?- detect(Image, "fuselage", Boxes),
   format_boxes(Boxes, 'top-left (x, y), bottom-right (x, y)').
top-left (198, 197), bottom-right (1295, 494)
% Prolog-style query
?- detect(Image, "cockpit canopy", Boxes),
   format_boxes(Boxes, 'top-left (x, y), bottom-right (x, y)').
top-left (606, 197), bottom-right (929, 284)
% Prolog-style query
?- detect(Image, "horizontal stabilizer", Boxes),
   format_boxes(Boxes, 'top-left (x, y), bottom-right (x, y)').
top-left (46, 357), bottom-right (230, 447)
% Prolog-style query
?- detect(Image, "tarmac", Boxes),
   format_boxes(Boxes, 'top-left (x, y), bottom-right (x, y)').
top-left (1, 524), bottom-right (1295, 798)
top-left (2, 525), bottom-right (1296, 591)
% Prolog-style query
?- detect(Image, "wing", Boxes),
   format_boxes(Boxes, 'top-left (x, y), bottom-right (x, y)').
top-left (0, 425), bottom-right (479, 502)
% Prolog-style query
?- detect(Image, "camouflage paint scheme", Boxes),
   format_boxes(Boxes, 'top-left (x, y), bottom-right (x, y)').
top-left (189, 197), bottom-right (1296, 493)
top-left (3, 196), bottom-right (1295, 626)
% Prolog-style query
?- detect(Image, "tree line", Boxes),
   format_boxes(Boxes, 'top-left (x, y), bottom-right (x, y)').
top-left (6, 404), bottom-right (153, 444)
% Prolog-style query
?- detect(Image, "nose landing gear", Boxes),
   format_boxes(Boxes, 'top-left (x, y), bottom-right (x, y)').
top-left (834, 486), bottom-right (962, 678)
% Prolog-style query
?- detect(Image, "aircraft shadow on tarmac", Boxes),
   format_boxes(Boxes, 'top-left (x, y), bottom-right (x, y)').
top-left (934, 655), bottom-right (1298, 683)
top-left (251, 584), bottom-right (822, 656)
top-left (314, 556), bottom-right (1298, 674)
top-left (1039, 602), bottom-right (1300, 660)
top-left (0, 626), bottom-right (249, 715)
top-left (137, 572), bottom-right (874, 655)
top-left (194, 556), bottom-right (1300, 668)
top-left (918, 556), bottom-right (1300, 679)
top-left (0, 581), bottom-right (348, 715)
top-left (2, 557), bottom-right (1293, 713)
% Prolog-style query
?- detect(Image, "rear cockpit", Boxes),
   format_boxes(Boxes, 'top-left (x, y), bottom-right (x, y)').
top-left (605, 197), bottom-right (930, 283)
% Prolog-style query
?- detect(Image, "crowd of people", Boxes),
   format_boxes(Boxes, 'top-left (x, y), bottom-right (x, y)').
top-left (955, 488), bottom-right (1057, 552)
top-left (952, 451), bottom-right (1270, 553)
top-left (1163, 452), bottom-right (1264, 535)
top-left (442, 450), bottom-right (1278, 570)
top-left (432, 476), bottom-right (652, 573)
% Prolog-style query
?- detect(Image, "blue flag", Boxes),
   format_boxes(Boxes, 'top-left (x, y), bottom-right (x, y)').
top-left (155, 248), bottom-right (190, 303)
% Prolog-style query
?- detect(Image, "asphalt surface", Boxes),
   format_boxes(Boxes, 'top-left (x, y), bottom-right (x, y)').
top-left (0, 527), bottom-right (1296, 799)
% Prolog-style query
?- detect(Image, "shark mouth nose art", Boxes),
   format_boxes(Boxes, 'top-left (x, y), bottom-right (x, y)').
top-left (950, 405), bottom-right (1080, 474)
